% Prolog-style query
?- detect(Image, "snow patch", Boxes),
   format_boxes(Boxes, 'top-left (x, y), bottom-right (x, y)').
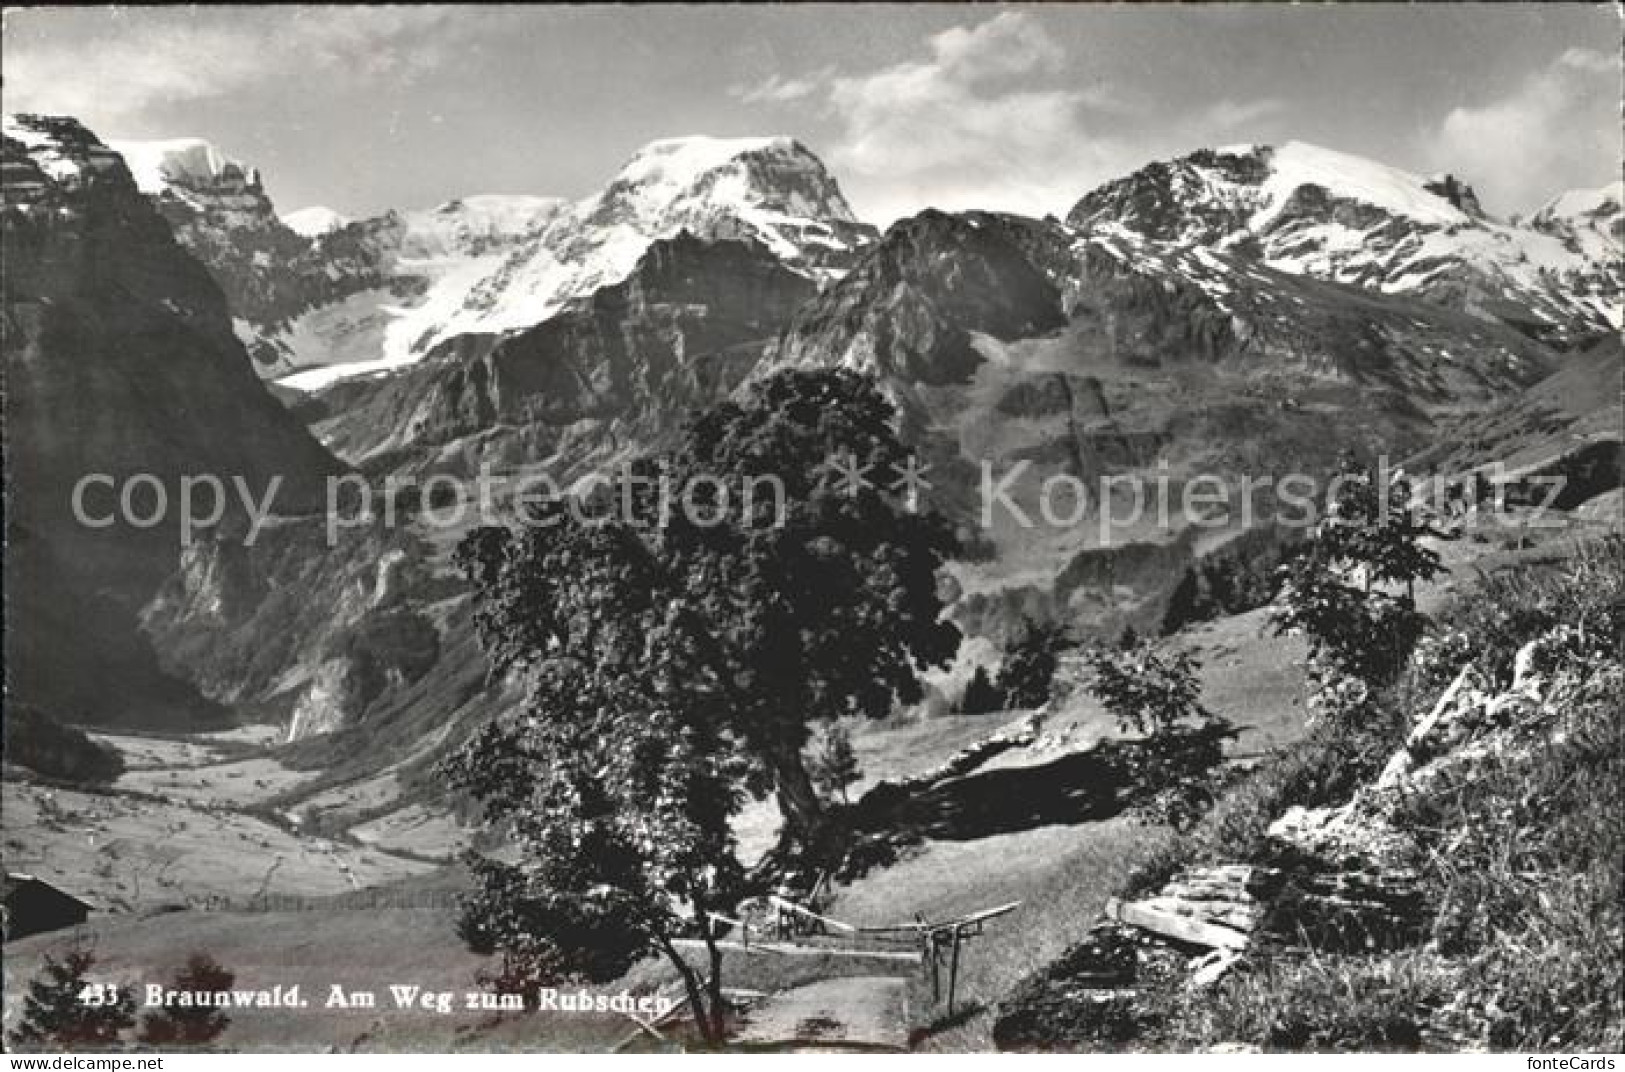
top-left (283, 205), bottom-right (351, 238)
top-left (108, 137), bottom-right (250, 194)
top-left (1251, 141), bottom-right (1467, 231)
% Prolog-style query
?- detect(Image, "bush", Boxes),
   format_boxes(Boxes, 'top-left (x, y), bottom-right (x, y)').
top-left (8, 948), bottom-right (134, 1051)
top-left (1086, 642), bottom-right (1235, 831)
top-left (138, 955), bottom-right (234, 1048)
top-left (996, 619), bottom-right (1065, 709)
top-left (960, 667), bottom-right (1004, 714)
top-left (807, 724), bottom-right (860, 805)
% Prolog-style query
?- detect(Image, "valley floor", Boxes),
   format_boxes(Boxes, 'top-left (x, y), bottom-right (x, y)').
top-left (4, 511), bottom-right (1611, 1052)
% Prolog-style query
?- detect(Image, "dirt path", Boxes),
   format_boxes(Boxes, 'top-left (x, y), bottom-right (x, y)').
top-left (734, 976), bottom-right (911, 1050)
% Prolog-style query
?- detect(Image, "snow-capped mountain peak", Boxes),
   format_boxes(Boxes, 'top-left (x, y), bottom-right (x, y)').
top-left (1068, 141), bottom-right (1619, 346)
top-left (109, 137), bottom-right (258, 196)
top-left (282, 205), bottom-right (351, 238)
top-left (273, 134), bottom-right (877, 390)
top-left (589, 135), bottom-right (861, 230)
top-left (396, 194), bottom-right (568, 257)
top-left (1535, 180), bottom-right (1624, 225)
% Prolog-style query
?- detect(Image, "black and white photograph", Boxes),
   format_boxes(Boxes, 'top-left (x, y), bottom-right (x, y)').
top-left (1, 3), bottom-right (1621, 1059)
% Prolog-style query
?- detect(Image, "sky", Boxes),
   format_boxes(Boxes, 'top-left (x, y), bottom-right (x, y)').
top-left (3, 5), bottom-right (1620, 224)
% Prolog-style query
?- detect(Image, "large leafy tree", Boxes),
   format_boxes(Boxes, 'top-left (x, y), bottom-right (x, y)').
top-left (445, 517), bottom-right (749, 1044)
top-left (444, 370), bottom-right (962, 1042)
top-left (458, 369), bottom-right (960, 850)
top-left (646, 369), bottom-right (961, 842)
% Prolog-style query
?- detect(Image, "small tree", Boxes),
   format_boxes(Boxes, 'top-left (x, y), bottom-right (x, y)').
top-left (137, 954), bottom-right (233, 1049)
top-left (808, 724), bottom-right (861, 805)
top-left (1273, 458), bottom-right (1442, 689)
top-left (997, 619), bottom-right (1066, 709)
top-left (961, 666), bottom-right (1004, 714)
top-left (8, 948), bottom-right (134, 1051)
top-left (1086, 642), bottom-right (1235, 829)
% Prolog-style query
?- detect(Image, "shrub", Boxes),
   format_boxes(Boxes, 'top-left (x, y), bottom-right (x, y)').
top-left (8, 948), bottom-right (134, 1051)
top-left (137, 954), bottom-right (233, 1048)
top-left (960, 666), bottom-right (1004, 714)
top-left (1086, 642), bottom-right (1235, 830)
top-left (996, 619), bottom-right (1066, 709)
top-left (807, 724), bottom-right (861, 805)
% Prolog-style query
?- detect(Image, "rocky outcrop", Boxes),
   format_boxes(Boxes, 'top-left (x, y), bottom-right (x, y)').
top-left (111, 136), bottom-right (389, 370)
top-left (768, 209), bottom-right (1066, 386)
top-left (1269, 629), bottom-right (1588, 871)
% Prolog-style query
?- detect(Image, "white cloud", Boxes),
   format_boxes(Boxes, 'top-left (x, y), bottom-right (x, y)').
top-left (3, 8), bottom-right (463, 128)
top-left (730, 73), bottom-right (823, 106)
top-left (1199, 98), bottom-right (1286, 131)
top-left (816, 12), bottom-right (1136, 224)
top-left (1428, 47), bottom-right (1622, 215)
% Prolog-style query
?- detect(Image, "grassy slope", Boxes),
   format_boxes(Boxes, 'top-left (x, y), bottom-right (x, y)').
top-left (1001, 527), bottom-right (1623, 1052)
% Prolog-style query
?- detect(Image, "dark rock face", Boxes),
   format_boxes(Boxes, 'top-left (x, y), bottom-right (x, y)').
top-left (317, 231), bottom-right (817, 474)
top-left (146, 168), bottom-right (382, 362)
top-left (1421, 174), bottom-right (1486, 218)
top-left (2, 115), bottom-right (344, 725)
top-left (1068, 147), bottom-right (1272, 245)
top-left (769, 209), bottom-right (1067, 386)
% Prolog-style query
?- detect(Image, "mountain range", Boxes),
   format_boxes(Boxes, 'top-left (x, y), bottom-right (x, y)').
top-left (3, 112), bottom-right (1618, 835)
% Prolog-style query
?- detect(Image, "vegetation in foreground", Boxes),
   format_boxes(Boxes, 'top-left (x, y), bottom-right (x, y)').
top-left (1005, 526), bottom-right (1623, 1052)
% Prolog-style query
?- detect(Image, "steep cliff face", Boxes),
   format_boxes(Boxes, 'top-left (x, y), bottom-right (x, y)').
top-left (109, 137), bottom-right (392, 372)
top-left (769, 210), bottom-right (1067, 386)
top-left (109, 134), bottom-right (571, 382)
top-left (315, 231), bottom-right (817, 475)
top-left (2, 114), bottom-right (344, 725)
top-left (1068, 142), bottom-right (1620, 348)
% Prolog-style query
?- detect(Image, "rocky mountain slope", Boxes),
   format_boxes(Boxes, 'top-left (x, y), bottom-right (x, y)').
top-left (7, 114), bottom-right (1615, 879)
top-left (285, 135), bottom-right (876, 391)
top-left (106, 136), bottom-right (389, 373)
top-left (105, 135), bottom-right (571, 381)
top-left (117, 134), bottom-right (878, 392)
top-left (315, 231), bottom-right (818, 475)
top-left (756, 204), bottom-right (1556, 641)
top-left (2, 115), bottom-right (345, 726)
top-left (1067, 142), bottom-right (1621, 348)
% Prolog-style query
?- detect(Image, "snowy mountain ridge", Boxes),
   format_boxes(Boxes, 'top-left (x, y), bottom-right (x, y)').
top-left (282, 135), bottom-right (877, 389)
top-left (1068, 141), bottom-right (1621, 346)
top-left (109, 137), bottom-right (260, 199)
